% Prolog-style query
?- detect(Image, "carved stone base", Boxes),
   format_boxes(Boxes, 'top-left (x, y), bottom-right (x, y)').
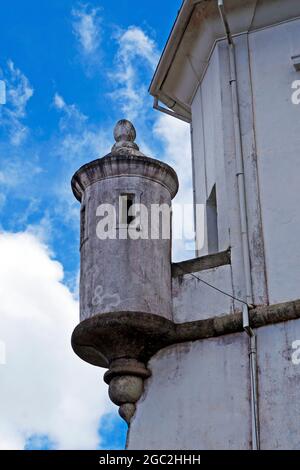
top-left (71, 311), bottom-right (175, 423)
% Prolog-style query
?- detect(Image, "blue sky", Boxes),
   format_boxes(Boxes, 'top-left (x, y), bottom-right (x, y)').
top-left (0, 0), bottom-right (192, 450)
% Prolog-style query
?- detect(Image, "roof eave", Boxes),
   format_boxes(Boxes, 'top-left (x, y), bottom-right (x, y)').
top-left (149, 0), bottom-right (198, 119)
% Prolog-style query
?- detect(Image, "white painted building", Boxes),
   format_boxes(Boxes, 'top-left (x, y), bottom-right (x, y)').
top-left (126, 0), bottom-right (300, 449)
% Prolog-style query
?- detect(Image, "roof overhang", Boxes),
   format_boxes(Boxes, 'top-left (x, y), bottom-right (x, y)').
top-left (150, 0), bottom-right (300, 122)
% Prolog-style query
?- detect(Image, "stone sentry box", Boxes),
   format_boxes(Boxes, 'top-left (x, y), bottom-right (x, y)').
top-left (71, 120), bottom-right (179, 423)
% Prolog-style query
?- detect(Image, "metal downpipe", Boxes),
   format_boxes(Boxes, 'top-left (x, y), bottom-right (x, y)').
top-left (218, 0), bottom-right (260, 450)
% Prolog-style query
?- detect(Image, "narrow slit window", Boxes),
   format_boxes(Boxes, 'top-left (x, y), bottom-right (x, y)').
top-left (120, 194), bottom-right (135, 226)
top-left (80, 204), bottom-right (86, 247)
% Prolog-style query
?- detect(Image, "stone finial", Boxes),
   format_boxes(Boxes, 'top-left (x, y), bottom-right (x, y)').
top-left (111, 119), bottom-right (140, 153)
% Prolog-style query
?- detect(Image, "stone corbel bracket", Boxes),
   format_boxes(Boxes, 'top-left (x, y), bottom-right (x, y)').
top-left (72, 299), bottom-right (300, 424)
top-left (71, 311), bottom-right (175, 424)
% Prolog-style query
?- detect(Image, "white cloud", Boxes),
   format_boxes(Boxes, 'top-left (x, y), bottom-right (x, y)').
top-left (59, 127), bottom-right (109, 159)
top-left (6, 60), bottom-right (34, 118)
top-left (153, 114), bottom-right (194, 261)
top-left (153, 114), bottom-right (192, 194)
top-left (109, 26), bottom-right (159, 120)
top-left (53, 92), bottom-right (88, 132)
top-left (72, 3), bottom-right (102, 66)
top-left (108, 25), bottom-right (194, 260)
top-left (25, 212), bottom-right (53, 245)
top-left (52, 93), bottom-right (111, 233)
top-left (0, 231), bottom-right (113, 449)
top-left (53, 92), bottom-right (111, 165)
top-left (117, 27), bottom-right (159, 70)
top-left (0, 60), bottom-right (34, 146)
top-left (0, 157), bottom-right (42, 190)
top-left (53, 93), bottom-right (65, 110)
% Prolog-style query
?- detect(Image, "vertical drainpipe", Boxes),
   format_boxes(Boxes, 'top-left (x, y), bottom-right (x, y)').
top-left (217, 0), bottom-right (260, 450)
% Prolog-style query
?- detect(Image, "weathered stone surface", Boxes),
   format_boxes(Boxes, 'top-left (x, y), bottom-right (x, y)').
top-left (72, 300), bottom-right (300, 369)
top-left (119, 404), bottom-right (136, 425)
top-left (112, 119), bottom-right (139, 153)
top-left (109, 376), bottom-right (144, 406)
top-left (77, 176), bottom-right (174, 322)
top-left (104, 358), bottom-right (151, 385)
top-left (127, 333), bottom-right (251, 450)
top-left (71, 120), bottom-right (179, 423)
top-left (71, 311), bottom-right (175, 368)
top-left (71, 153), bottom-right (179, 202)
top-left (127, 314), bottom-right (300, 449)
top-left (172, 264), bottom-right (234, 322)
top-left (257, 319), bottom-right (300, 449)
top-left (71, 122), bottom-right (178, 325)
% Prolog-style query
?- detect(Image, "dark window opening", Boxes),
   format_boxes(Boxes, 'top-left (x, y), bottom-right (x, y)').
top-left (120, 193), bottom-right (135, 226)
top-left (80, 205), bottom-right (86, 247)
